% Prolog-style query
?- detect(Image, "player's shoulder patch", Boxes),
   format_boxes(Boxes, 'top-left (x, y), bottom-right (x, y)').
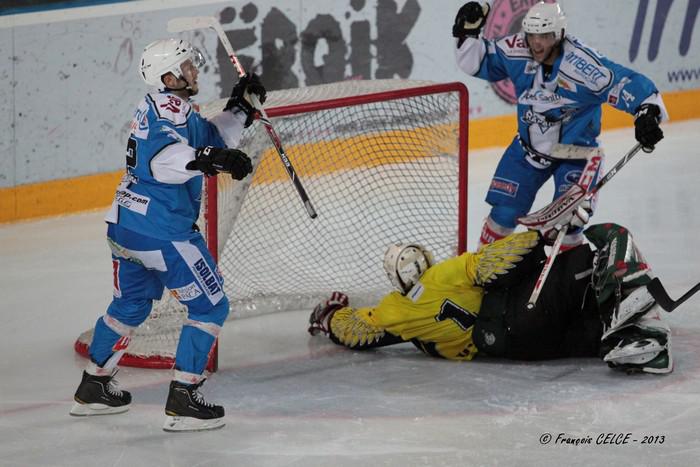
top-left (559, 38), bottom-right (613, 93)
top-left (495, 33), bottom-right (531, 59)
top-left (146, 93), bottom-right (192, 126)
top-left (129, 99), bottom-right (151, 139)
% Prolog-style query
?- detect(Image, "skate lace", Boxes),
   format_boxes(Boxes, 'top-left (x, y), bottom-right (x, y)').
top-left (105, 371), bottom-right (123, 397)
top-left (106, 378), bottom-right (124, 397)
top-left (191, 388), bottom-right (214, 408)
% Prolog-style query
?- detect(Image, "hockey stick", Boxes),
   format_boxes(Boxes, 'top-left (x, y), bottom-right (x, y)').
top-left (168, 16), bottom-right (318, 219)
top-left (525, 143), bottom-right (643, 309)
top-left (526, 227), bottom-right (567, 309)
top-left (647, 278), bottom-right (700, 312)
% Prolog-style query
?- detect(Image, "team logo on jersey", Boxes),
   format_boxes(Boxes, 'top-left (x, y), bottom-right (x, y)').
top-left (170, 282), bottom-right (203, 302)
top-left (521, 109), bottom-right (558, 133)
top-left (129, 108), bottom-right (149, 131)
top-left (489, 177), bottom-right (519, 197)
top-left (160, 95), bottom-right (182, 113)
top-left (482, 0), bottom-right (551, 104)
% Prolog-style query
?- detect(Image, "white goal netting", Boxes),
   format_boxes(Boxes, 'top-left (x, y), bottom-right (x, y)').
top-left (75, 79), bottom-right (468, 369)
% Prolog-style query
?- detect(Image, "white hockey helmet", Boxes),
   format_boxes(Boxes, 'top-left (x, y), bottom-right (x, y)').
top-left (522, 2), bottom-right (567, 41)
top-left (383, 243), bottom-right (434, 294)
top-left (139, 38), bottom-right (205, 87)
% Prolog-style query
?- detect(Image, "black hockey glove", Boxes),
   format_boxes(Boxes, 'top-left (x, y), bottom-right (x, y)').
top-left (187, 146), bottom-right (253, 180)
top-left (634, 103), bottom-right (663, 152)
top-left (453, 2), bottom-right (490, 47)
top-left (224, 73), bottom-right (267, 128)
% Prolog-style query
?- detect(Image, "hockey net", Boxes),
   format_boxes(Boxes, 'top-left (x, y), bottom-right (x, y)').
top-left (74, 79), bottom-right (469, 370)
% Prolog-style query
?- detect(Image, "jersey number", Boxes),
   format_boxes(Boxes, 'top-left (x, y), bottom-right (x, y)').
top-left (435, 299), bottom-right (476, 331)
top-left (126, 137), bottom-right (137, 169)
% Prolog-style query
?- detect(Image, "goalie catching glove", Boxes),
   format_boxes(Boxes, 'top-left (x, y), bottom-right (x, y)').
top-left (308, 292), bottom-right (349, 336)
top-left (543, 200), bottom-right (593, 243)
top-left (224, 73), bottom-right (267, 128)
top-left (518, 183), bottom-right (594, 242)
top-left (186, 146), bottom-right (252, 180)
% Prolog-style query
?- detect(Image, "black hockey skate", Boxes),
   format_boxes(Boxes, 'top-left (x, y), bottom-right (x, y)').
top-left (163, 379), bottom-right (225, 432)
top-left (70, 370), bottom-right (132, 416)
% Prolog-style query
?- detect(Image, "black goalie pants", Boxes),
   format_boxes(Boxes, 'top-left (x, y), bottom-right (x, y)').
top-left (473, 243), bottom-right (603, 360)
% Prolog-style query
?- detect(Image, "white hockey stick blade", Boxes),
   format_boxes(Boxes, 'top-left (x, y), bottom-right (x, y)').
top-left (167, 16), bottom-right (217, 33)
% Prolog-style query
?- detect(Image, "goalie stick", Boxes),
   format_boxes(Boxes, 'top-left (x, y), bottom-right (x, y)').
top-left (168, 16), bottom-right (318, 219)
top-left (524, 143), bottom-right (643, 309)
top-left (647, 278), bottom-right (700, 312)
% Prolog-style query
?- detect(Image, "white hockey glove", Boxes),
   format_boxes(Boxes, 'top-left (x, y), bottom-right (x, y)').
top-left (308, 291), bottom-right (349, 336)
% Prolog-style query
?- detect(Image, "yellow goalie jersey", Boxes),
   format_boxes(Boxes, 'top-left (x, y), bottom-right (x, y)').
top-left (330, 253), bottom-right (484, 361)
top-left (327, 230), bottom-right (541, 361)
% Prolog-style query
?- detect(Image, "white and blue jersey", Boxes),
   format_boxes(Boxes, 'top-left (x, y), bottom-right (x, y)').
top-left (89, 91), bottom-right (247, 381)
top-left (456, 32), bottom-right (668, 159)
top-left (105, 91), bottom-right (245, 240)
top-left (456, 33), bottom-right (666, 236)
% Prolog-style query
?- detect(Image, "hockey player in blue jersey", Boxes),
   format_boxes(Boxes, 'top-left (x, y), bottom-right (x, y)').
top-left (453, 1), bottom-right (667, 248)
top-left (70, 38), bottom-right (266, 432)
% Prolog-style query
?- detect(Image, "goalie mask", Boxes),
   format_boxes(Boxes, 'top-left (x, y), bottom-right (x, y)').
top-left (139, 39), bottom-right (205, 89)
top-left (522, 2), bottom-right (567, 41)
top-left (383, 243), bottom-right (434, 294)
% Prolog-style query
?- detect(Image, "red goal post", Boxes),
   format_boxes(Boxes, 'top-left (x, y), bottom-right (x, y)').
top-left (75, 79), bottom-right (469, 371)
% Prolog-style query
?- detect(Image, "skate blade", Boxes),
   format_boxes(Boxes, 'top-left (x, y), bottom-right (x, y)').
top-left (70, 401), bottom-right (130, 416)
top-left (162, 415), bottom-right (225, 432)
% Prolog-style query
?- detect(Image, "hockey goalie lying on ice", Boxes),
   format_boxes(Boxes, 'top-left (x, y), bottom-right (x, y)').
top-left (308, 224), bottom-right (689, 375)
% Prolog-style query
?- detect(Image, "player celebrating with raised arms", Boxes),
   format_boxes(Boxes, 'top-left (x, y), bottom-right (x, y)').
top-left (70, 38), bottom-right (266, 432)
top-left (453, 1), bottom-right (666, 249)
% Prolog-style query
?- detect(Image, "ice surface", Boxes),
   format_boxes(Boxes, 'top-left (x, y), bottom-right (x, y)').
top-left (1, 121), bottom-right (699, 467)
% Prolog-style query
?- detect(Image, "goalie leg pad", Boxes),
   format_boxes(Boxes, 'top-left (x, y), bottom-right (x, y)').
top-left (601, 318), bottom-right (672, 374)
top-left (602, 286), bottom-right (657, 339)
top-left (585, 223), bottom-right (653, 305)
